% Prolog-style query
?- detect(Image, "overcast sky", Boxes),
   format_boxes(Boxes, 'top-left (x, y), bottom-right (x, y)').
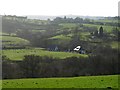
top-left (0, 0), bottom-right (119, 16)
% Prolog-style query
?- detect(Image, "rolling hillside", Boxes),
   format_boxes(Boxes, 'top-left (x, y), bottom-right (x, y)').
top-left (2, 48), bottom-right (88, 60)
top-left (1, 32), bottom-right (30, 49)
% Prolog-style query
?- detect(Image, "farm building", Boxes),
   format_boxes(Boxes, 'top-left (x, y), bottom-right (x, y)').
top-left (47, 45), bottom-right (58, 51)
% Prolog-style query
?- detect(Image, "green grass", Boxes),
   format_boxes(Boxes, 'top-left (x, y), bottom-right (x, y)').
top-left (2, 75), bottom-right (118, 88)
top-left (2, 48), bottom-right (88, 60)
top-left (50, 35), bottom-right (71, 40)
top-left (0, 32), bottom-right (16, 36)
top-left (79, 32), bottom-right (91, 41)
top-left (0, 32), bottom-right (9, 36)
top-left (0, 80), bottom-right (1, 89)
top-left (1, 36), bottom-right (30, 46)
top-left (94, 19), bottom-right (118, 23)
top-left (50, 32), bottom-right (91, 41)
top-left (49, 34), bottom-right (72, 45)
top-left (110, 41), bottom-right (119, 49)
top-left (59, 23), bottom-right (77, 29)
top-left (59, 23), bottom-right (115, 33)
top-left (31, 30), bottom-right (46, 33)
top-left (83, 24), bottom-right (114, 32)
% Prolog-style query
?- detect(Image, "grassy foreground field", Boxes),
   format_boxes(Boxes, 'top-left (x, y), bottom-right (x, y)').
top-left (2, 48), bottom-right (88, 60)
top-left (0, 81), bottom-right (1, 89)
top-left (2, 75), bottom-right (118, 88)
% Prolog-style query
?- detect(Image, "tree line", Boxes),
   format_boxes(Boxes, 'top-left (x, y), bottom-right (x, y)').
top-left (52, 16), bottom-right (118, 26)
top-left (2, 46), bottom-right (119, 79)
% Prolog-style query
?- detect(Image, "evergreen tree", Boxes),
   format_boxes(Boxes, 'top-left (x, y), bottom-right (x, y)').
top-left (99, 26), bottom-right (103, 36)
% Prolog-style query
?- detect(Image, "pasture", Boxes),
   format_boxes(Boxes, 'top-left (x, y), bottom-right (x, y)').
top-left (83, 24), bottom-right (114, 33)
top-left (50, 35), bottom-right (71, 40)
top-left (110, 41), bottom-right (119, 49)
top-left (0, 80), bottom-right (1, 89)
top-left (94, 19), bottom-right (118, 23)
top-left (31, 30), bottom-right (46, 33)
top-left (2, 75), bottom-right (118, 88)
top-left (0, 32), bottom-right (9, 36)
top-left (59, 23), bottom-right (77, 29)
top-left (59, 23), bottom-right (115, 33)
top-left (1, 36), bottom-right (30, 46)
top-left (2, 48), bottom-right (88, 60)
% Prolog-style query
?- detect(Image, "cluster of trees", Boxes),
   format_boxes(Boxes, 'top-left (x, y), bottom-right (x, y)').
top-left (91, 26), bottom-right (104, 37)
top-left (52, 16), bottom-right (118, 26)
top-left (2, 46), bottom-right (119, 79)
top-left (2, 18), bottom-right (19, 35)
top-left (52, 17), bottom-right (90, 24)
top-left (112, 27), bottom-right (120, 41)
top-left (2, 17), bottom-right (40, 35)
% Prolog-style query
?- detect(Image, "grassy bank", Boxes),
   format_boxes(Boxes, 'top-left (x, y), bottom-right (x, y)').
top-left (2, 75), bottom-right (118, 88)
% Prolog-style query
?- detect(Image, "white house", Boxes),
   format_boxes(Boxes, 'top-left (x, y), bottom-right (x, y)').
top-left (74, 46), bottom-right (81, 51)
top-left (73, 45), bottom-right (85, 54)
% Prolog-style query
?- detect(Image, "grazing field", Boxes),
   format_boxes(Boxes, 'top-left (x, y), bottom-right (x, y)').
top-left (2, 48), bottom-right (88, 60)
top-left (59, 23), bottom-right (77, 29)
top-left (50, 35), bottom-right (71, 40)
top-left (0, 80), bottom-right (1, 89)
top-left (83, 24), bottom-right (114, 32)
top-left (110, 41), bottom-right (119, 49)
top-left (59, 23), bottom-right (115, 33)
top-left (31, 30), bottom-right (46, 33)
top-left (1, 36), bottom-right (30, 46)
top-left (2, 75), bottom-right (118, 88)
top-left (94, 19), bottom-right (118, 23)
top-left (0, 32), bottom-right (9, 36)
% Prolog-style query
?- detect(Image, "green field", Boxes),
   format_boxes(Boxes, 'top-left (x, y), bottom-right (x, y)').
top-left (50, 34), bottom-right (71, 41)
top-left (2, 48), bottom-right (88, 60)
top-left (94, 19), bottom-right (118, 23)
top-left (59, 23), bottom-right (77, 29)
top-left (0, 32), bottom-right (9, 36)
top-left (50, 32), bottom-right (90, 41)
top-left (2, 75), bottom-right (118, 88)
top-left (110, 41), bottom-right (119, 49)
top-left (31, 30), bottom-right (46, 33)
top-left (59, 23), bottom-right (115, 33)
top-left (1, 36), bottom-right (30, 46)
top-left (0, 81), bottom-right (1, 89)
top-left (83, 24), bottom-right (114, 32)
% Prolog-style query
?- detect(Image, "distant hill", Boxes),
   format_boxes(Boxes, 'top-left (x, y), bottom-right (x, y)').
top-left (27, 15), bottom-right (105, 20)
